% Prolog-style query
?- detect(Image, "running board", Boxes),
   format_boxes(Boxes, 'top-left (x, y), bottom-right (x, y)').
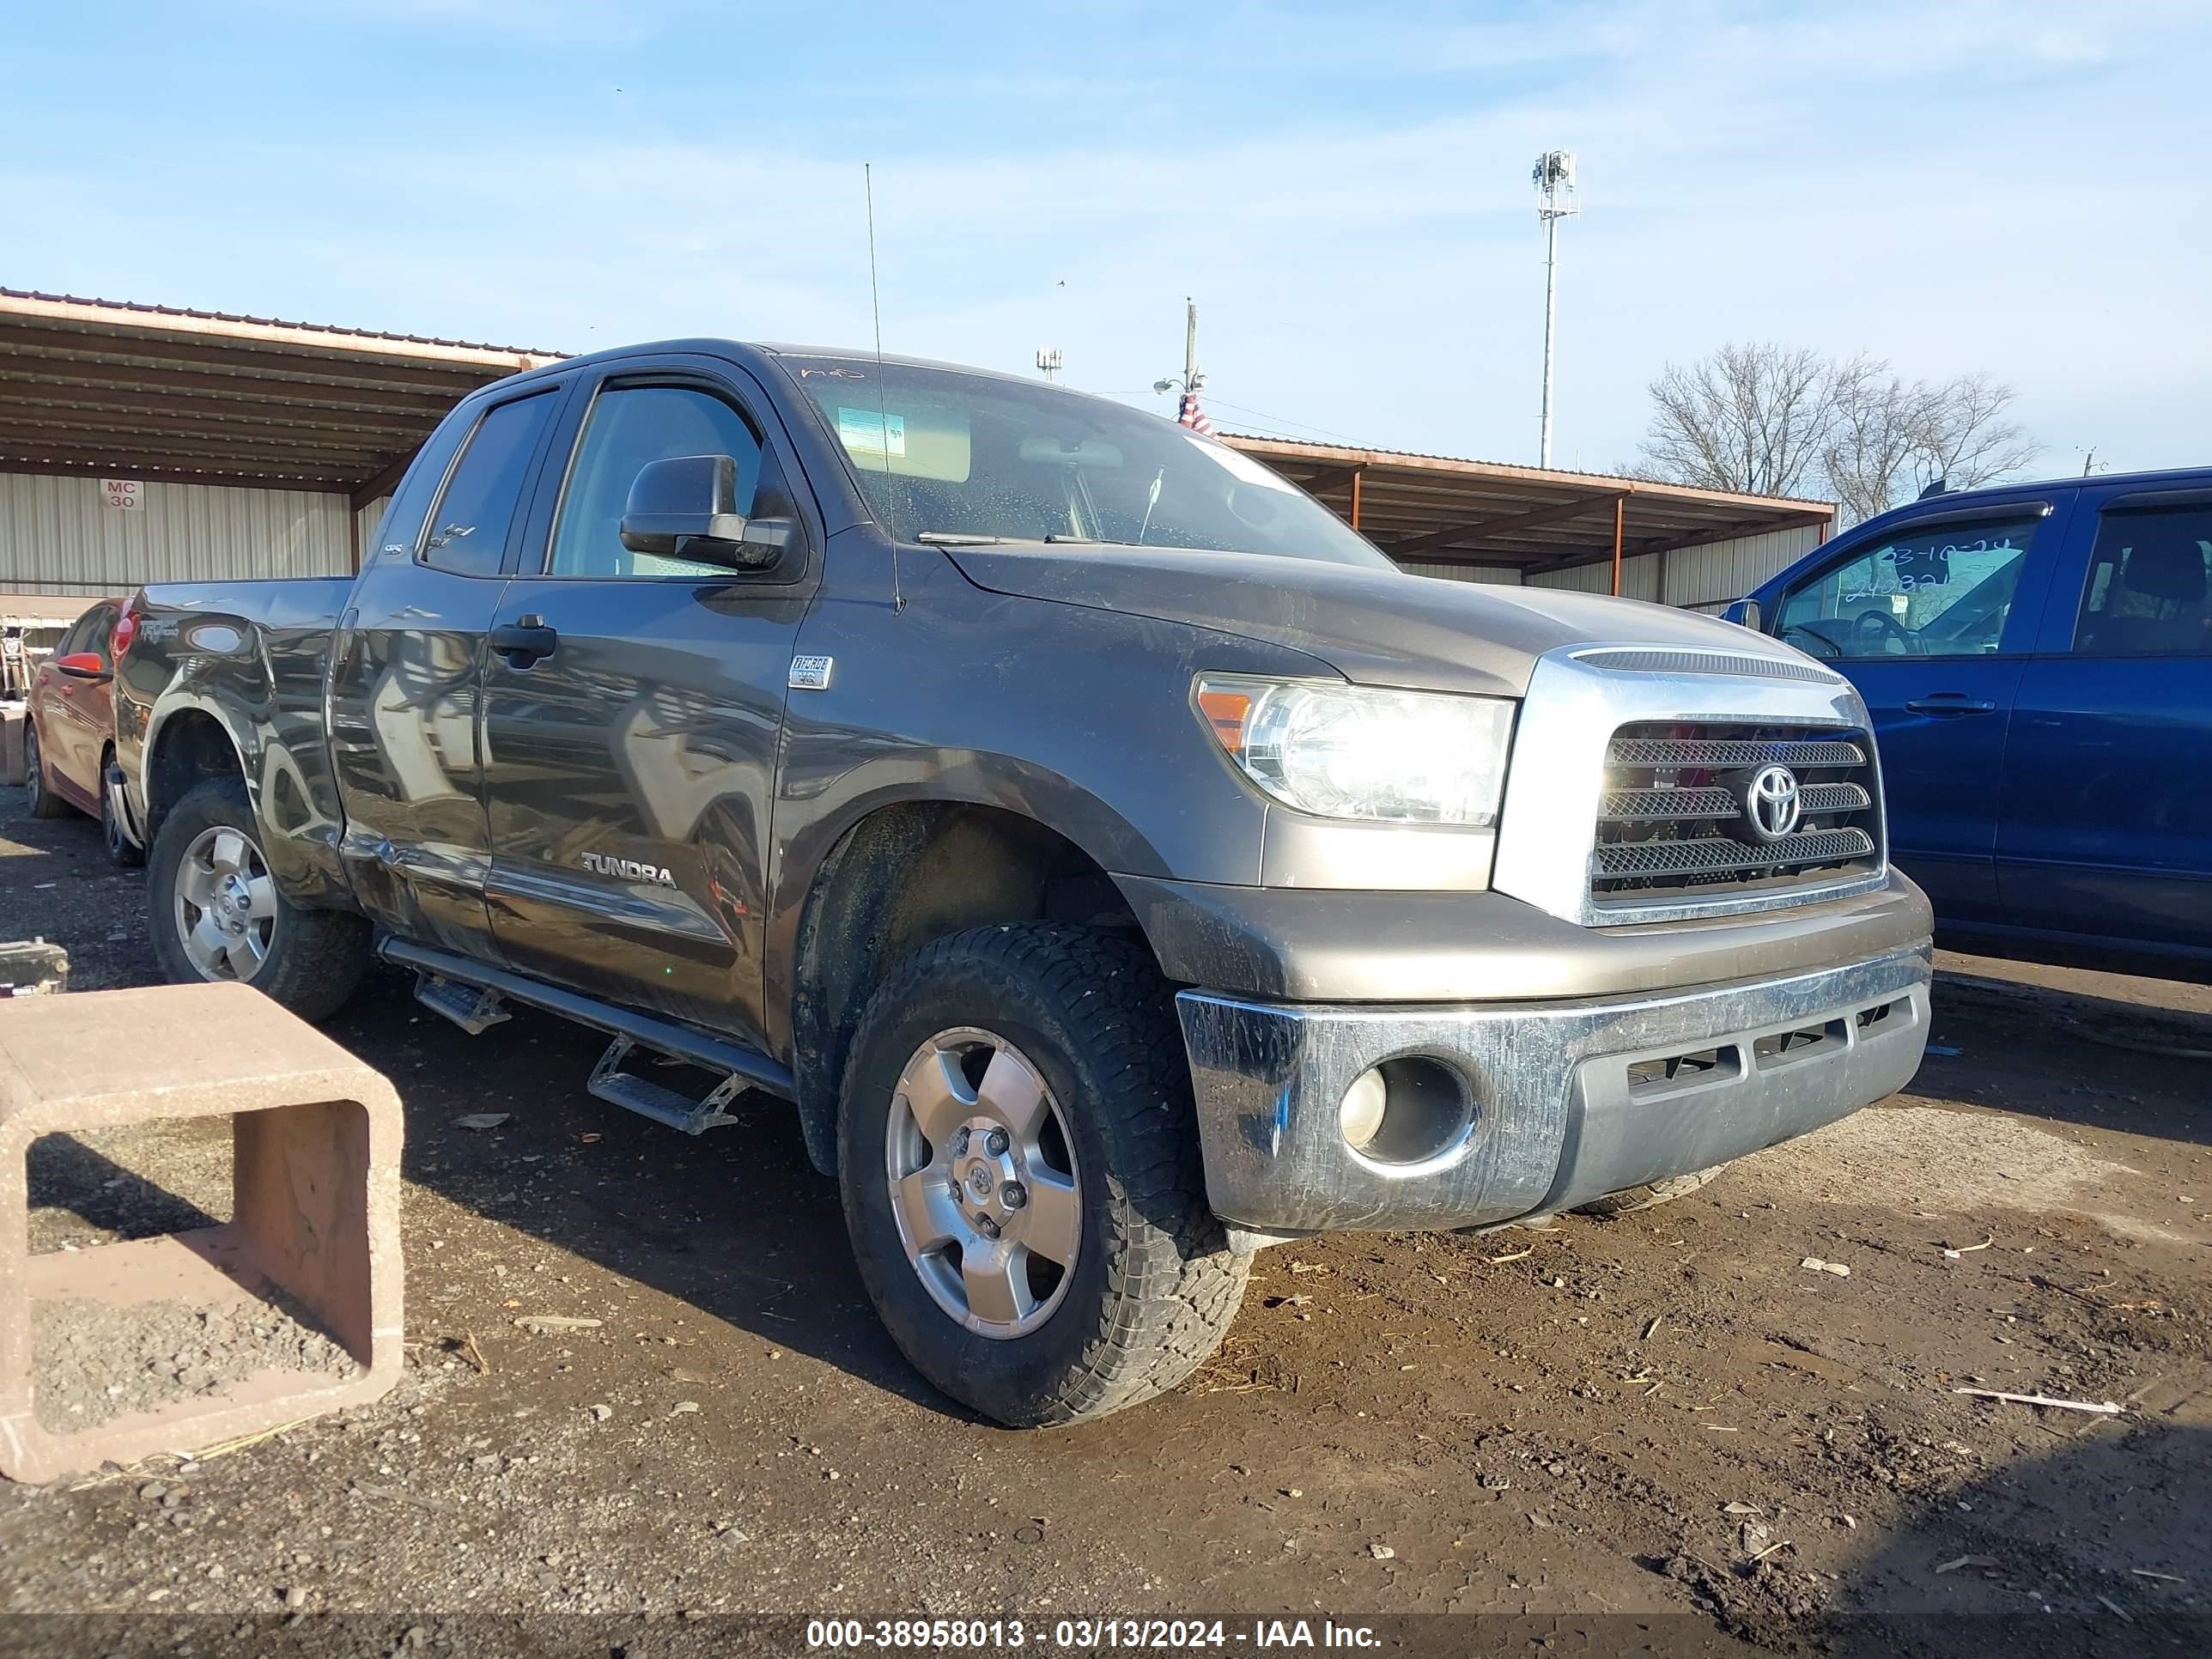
top-left (413, 972), bottom-right (512, 1035)
top-left (377, 939), bottom-right (796, 1120)
top-left (588, 1036), bottom-right (748, 1135)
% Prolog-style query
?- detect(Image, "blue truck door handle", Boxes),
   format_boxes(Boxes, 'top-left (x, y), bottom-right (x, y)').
top-left (1904, 695), bottom-right (1997, 715)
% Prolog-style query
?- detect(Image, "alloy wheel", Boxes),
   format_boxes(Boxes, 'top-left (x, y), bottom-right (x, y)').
top-left (884, 1026), bottom-right (1083, 1339)
top-left (173, 824), bottom-right (278, 982)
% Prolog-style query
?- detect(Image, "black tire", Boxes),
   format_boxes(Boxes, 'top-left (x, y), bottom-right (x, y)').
top-left (22, 724), bottom-right (72, 819)
top-left (147, 775), bottom-right (371, 1021)
top-left (839, 922), bottom-right (1249, 1427)
top-left (100, 753), bottom-right (144, 868)
top-left (1575, 1163), bottom-right (1729, 1218)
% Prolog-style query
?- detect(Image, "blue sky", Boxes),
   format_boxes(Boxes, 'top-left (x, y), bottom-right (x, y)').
top-left (3, 1), bottom-right (2207, 478)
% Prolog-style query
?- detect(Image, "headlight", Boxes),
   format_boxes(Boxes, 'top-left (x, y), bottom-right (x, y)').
top-left (1193, 675), bottom-right (1515, 826)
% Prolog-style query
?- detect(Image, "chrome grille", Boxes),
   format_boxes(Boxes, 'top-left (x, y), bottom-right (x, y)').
top-left (1592, 721), bottom-right (1882, 902)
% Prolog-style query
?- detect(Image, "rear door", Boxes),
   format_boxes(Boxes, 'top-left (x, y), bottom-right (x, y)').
top-left (477, 358), bottom-right (818, 1048)
top-left (1766, 497), bottom-right (2069, 924)
top-left (326, 381), bottom-right (569, 957)
top-left (1996, 487), bottom-right (2212, 951)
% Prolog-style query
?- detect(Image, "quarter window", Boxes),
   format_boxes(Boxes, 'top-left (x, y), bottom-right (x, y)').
top-left (420, 392), bottom-right (557, 577)
top-left (2073, 506), bottom-right (2212, 657)
top-left (548, 385), bottom-right (770, 578)
top-left (1775, 514), bottom-right (2044, 660)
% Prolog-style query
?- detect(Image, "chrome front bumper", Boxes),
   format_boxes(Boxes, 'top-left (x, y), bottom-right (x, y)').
top-left (1176, 944), bottom-right (1931, 1234)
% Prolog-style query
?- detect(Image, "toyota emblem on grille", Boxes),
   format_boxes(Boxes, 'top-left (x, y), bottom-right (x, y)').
top-left (1741, 763), bottom-right (1803, 842)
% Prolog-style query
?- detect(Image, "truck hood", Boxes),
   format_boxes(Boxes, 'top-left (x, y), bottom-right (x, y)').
top-left (944, 544), bottom-right (1807, 696)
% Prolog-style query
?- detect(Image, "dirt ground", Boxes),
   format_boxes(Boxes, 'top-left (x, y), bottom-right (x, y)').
top-left (2, 787), bottom-right (2207, 1657)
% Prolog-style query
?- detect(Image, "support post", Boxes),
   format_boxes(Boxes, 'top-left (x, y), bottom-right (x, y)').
top-left (1610, 495), bottom-right (1625, 597)
top-left (1348, 467), bottom-right (1363, 530)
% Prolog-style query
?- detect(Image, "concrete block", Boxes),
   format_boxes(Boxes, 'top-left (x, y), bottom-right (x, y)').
top-left (0, 981), bottom-right (404, 1483)
top-left (0, 706), bottom-right (22, 789)
top-left (0, 941), bottom-right (69, 996)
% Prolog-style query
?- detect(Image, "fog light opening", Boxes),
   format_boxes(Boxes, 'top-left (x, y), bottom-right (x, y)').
top-left (1338, 1056), bottom-right (1470, 1165)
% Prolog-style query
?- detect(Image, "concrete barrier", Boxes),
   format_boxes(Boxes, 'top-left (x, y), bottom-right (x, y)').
top-left (0, 981), bottom-right (404, 1483)
top-left (0, 705), bottom-right (22, 789)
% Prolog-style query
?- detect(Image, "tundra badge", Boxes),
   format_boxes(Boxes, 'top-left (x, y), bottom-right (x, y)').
top-left (788, 654), bottom-right (834, 690)
top-left (580, 851), bottom-right (677, 887)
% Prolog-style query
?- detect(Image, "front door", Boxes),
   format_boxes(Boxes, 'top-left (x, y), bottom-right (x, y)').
top-left (1997, 490), bottom-right (2212, 951)
top-left (477, 367), bottom-right (816, 1048)
top-left (327, 383), bottom-right (567, 957)
top-left (1768, 499), bottom-right (2068, 924)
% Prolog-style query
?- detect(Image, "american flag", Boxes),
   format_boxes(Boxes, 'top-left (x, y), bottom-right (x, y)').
top-left (1176, 387), bottom-right (1217, 436)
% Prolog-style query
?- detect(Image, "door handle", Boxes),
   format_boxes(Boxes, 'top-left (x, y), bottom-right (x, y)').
top-left (1904, 695), bottom-right (1997, 715)
top-left (490, 617), bottom-right (558, 669)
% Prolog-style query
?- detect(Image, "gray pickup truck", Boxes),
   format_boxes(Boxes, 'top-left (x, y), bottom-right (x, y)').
top-left (112, 340), bottom-right (1933, 1425)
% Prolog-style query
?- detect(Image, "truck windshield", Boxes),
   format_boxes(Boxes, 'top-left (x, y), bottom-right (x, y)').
top-left (782, 357), bottom-right (1392, 569)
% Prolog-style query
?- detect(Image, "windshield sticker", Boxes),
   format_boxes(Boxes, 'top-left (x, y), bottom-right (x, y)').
top-left (837, 407), bottom-right (906, 459)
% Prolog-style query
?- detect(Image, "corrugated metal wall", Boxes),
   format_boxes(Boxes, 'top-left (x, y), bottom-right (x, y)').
top-left (0, 472), bottom-right (355, 596)
top-left (1522, 522), bottom-right (1824, 611)
top-left (356, 495), bottom-right (390, 553)
top-left (1402, 561), bottom-right (1522, 586)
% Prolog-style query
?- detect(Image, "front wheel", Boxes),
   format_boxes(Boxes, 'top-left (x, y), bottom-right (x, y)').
top-left (839, 923), bottom-right (1249, 1427)
top-left (147, 775), bottom-right (370, 1020)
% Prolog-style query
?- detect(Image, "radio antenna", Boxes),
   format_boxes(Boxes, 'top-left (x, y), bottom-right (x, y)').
top-left (866, 162), bottom-right (904, 614)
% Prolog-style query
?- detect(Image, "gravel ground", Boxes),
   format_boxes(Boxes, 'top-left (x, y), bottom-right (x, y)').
top-left (33, 1295), bottom-right (360, 1431)
top-left (2, 786), bottom-right (2208, 1658)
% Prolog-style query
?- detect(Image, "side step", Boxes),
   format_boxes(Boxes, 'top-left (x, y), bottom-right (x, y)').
top-left (377, 939), bottom-right (795, 1134)
top-left (413, 973), bottom-right (512, 1035)
top-left (587, 1036), bottom-right (749, 1135)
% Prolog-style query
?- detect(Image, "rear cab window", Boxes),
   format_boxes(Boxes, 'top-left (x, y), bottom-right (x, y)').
top-left (418, 391), bottom-right (560, 577)
top-left (1775, 509), bottom-right (2051, 660)
top-left (2072, 503), bottom-right (2212, 657)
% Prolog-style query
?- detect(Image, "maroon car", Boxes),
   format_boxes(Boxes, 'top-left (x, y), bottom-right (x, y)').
top-left (21, 594), bottom-right (142, 866)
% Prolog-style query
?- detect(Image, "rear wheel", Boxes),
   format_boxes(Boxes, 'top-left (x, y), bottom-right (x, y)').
top-left (22, 725), bottom-right (71, 819)
top-left (839, 923), bottom-right (1249, 1427)
top-left (100, 752), bottom-right (144, 868)
top-left (147, 775), bottom-right (370, 1020)
top-left (1575, 1163), bottom-right (1729, 1218)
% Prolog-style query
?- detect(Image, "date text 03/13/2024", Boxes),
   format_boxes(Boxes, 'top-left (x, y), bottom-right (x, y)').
top-left (804, 1619), bottom-right (1382, 1650)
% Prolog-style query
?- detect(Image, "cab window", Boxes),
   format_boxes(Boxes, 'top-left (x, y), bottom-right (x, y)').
top-left (420, 391), bottom-right (558, 577)
top-left (2072, 505), bottom-right (2212, 657)
top-left (547, 385), bottom-right (776, 578)
top-left (1775, 513), bottom-right (2045, 659)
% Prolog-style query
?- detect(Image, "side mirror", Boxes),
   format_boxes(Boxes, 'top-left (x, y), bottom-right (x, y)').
top-left (1721, 598), bottom-right (1764, 632)
top-left (619, 455), bottom-right (788, 571)
top-left (52, 651), bottom-right (111, 681)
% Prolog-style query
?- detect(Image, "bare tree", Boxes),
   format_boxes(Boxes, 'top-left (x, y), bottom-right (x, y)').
top-left (1637, 343), bottom-right (2039, 523)
top-left (1632, 343), bottom-right (1843, 499)
top-left (1820, 362), bottom-right (1921, 525)
top-left (1823, 367), bottom-right (2038, 524)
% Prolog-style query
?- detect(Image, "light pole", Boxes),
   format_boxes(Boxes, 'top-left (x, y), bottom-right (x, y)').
top-left (1532, 149), bottom-right (1578, 469)
top-left (1152, 298), bottom-right (1206, 421)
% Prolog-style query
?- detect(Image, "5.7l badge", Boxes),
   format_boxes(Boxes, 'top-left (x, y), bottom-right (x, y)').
top-left (580, 850), bottom-right (677, 888)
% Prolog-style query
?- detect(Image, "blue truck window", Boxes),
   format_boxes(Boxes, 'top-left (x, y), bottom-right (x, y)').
top-left (2073, 506), bottom-right (2212, 657)
top-left (1775, 514), bottom-right (2045, 660)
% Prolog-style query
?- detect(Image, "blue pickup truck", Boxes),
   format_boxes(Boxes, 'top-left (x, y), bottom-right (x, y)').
top-left (1736, 469), bottom-right (2211, 978)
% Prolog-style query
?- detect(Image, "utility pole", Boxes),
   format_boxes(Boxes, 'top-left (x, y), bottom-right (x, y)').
top-left (1034, 347), bottom-right (1063, 380)
top-left (1153, 296), bottom-right (1207, 410)
top-left (1532, 150), bottom-right (1579, 469)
